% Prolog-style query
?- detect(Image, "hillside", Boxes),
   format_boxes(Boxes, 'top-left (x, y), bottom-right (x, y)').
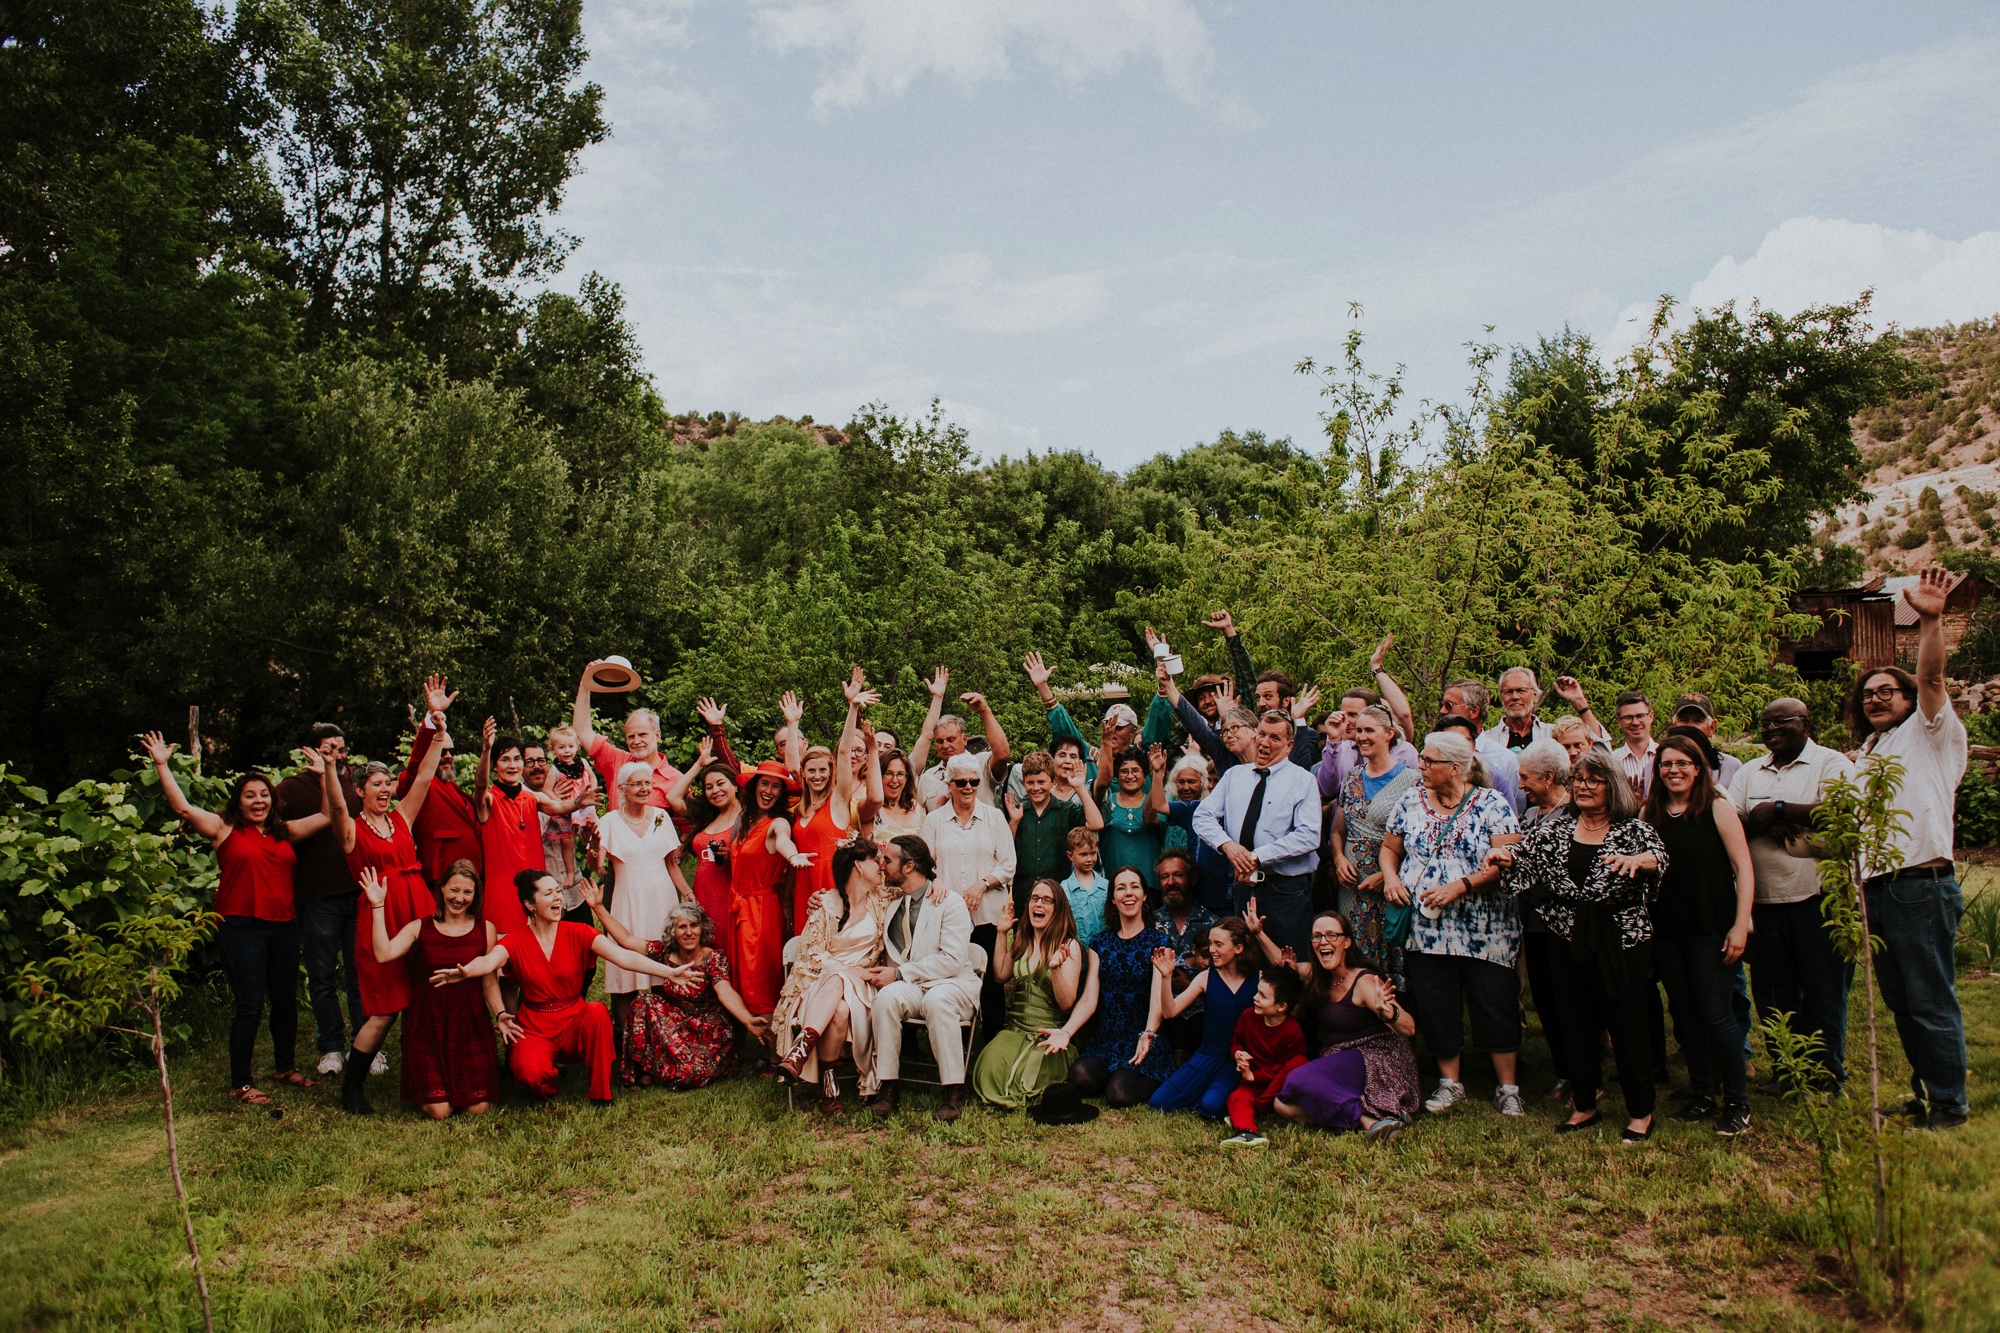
top-left (1829, 317), bottom-right (2000, 570)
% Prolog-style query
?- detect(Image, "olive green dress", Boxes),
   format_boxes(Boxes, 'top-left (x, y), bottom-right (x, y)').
top-left (971, 959), bottom-right (1075, 1108)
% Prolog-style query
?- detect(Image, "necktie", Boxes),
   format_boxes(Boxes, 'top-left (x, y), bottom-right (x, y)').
top-left (1237, 768), bottom-right (1271, 854)
top-left (889, 896), bottom-right (914, 958)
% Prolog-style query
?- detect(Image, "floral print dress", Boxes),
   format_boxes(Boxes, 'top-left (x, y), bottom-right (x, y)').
top-left (1337, 763), bottom-right (1418, 984)
top-left (1384, 784), bottom-right (1523, 967)
top-left (617, 945), bottom-right (741, 1090)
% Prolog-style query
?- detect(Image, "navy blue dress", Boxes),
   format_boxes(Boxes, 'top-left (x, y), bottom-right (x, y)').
top-left (1149, 968), bottom-right (1260, 1117)
top-left (1081, 927), bottom-right (1179, 1081)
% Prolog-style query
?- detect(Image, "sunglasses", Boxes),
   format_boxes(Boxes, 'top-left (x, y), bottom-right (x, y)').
top-left (949, 778), bottom-right (980, 789)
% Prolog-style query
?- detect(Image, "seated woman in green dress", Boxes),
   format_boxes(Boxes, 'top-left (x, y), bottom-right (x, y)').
top-left (971, 878), bottom-right (1097, 1109)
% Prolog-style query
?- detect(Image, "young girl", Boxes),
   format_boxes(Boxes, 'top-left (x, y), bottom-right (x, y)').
top-left (1148, 917), bottom-right (1261, 1118)
top-left (362, 859), bottom-right (503, 1118)
top-left (971, 880), bottom-right (1097, 1109)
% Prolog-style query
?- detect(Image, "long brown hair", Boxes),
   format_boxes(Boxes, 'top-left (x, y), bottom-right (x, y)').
top-left (1302, 909), bottom-right (1374, 1009)
top-left (221, 772), bottom-right (289, 840)
top-left (735, 773), bottom-right (794, 842)
top-left (1642, 733), bottom-right (1717, 824)
top-left (1015, 878), bottom-right (1078, 971)
top-left (878, 748), bottom-right (916, 812)
top-left (684, 762), bottom-right (741, 831)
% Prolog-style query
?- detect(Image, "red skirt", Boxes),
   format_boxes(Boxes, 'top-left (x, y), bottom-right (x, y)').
top-left (401, 920), bottom-right (502, 1107)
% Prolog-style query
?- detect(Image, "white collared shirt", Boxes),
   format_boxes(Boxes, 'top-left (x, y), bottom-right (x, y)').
top-left (1190, 758), bottom-right (1322, 876)
top-left (1613, 736), bottom-right (1659, 800)
top-left (1860, 700), bottom-right (1968, 875)
top-left (1728, 740), bottom-right (1856, 904)
top-left (920, 801), bottom-right (1016, 926)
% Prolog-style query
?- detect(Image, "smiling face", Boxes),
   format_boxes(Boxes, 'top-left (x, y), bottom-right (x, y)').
top-left (1498, 671), bottom-right (1539, 725)
top-left (948, 772), bottom-right (980, 814)
top-left (1657, 748), bottom-right (1700, 797)
top-left (362, 768), bottom-right (397, 814)
top-left (1115, 757), bottom-right (1146, 795)
top-left (439, 871), bottom-right (478, 920)
top-left (236, 778), bottom-right (274, 826)
top-left (1309, 915), bottom-right (1350, 973)
top-left (754, 775), bottom-right (786, 813)
top-left (522, 746), bottom-right (548, 787)
top-left (494, 742), bottom-right (525, 785)
top-left (882, 755), bottom-right (910, 802)
top-left (1353, 711), bottom-right (1395, 760)
top-left (672, 915), bottom-right (705, 954)
top-left (1023, 770), bottom-right (1052, 803)
top-left (1570, 766), bottom-right (1610, 816)
top-left (1026, 882), bottom-right (1057, 929)
top-left (1759, 700), bottom-right (1812, 764)
top-left (1418, 746), bottom-right (1464, 794)
top-left (934, 718), bottom-right (968, 759)
top-left (1111, 868), bottom-right (1146, 922)
top-left (1439, 685), bottom-right (1479, 723)
top-left (1173, 768), bottom-right (1204, 801)
top-left (623, 716), bottom-right (659, 760)
top-left (802, 754), bottom-right (833, 798)
top-left (1251, 976), bottom-right (1284, 1019)
top-left (1206, 925), bottom-right (1243, 971)
top-left (1860, 671), bottom-right (1916, 732)
top-left (529, 874), bottom-right (565, 923)
top-left (702, 768), bottom-right (738, 811)
top-left (1616, 701), bottom-right (1654, 748)
top-left (621, 771), bottom-right (654, 809)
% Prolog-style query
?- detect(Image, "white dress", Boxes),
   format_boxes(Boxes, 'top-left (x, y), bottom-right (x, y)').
top-left (774, 896), bottom-right (886, 1094)
top-left (599, 808), bottom-right (683, 994)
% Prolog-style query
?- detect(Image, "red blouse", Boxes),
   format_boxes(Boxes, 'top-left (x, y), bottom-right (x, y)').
top-left (214, 824), bottom-right (297, 921)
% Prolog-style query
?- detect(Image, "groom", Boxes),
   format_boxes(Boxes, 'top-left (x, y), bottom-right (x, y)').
top-left (867, 836), bottom-right (983, 1122)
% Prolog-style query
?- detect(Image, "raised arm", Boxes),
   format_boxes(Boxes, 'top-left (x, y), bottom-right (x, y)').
top-left (140, 731), bottom-right (227, 841)
top-left (1368, 636), bottom-right (1417, 743)
top-left (1075, 767), bottom-right (1105, 831)
top-left (1153, 949), bottom-right (1209, 1019)
top-left (1144, 745), bottom-right (1169, 826)
top-left (432, 941), bottom-right (512, 986)
top-left (1906, 565), bottom-right (1952, 720)
top-left (909, 667), bottom-right (949, 774)
top-left (989, 899), bottom-right (1018, 982)
top-left (472, 715), bottom-right (497, 820)
top-left (1204, 609), bottom-right (1258, 699)
top-left (856, 720), bottom-right (884, 827)
top-left (961, 692), bottom-right (1010, 773)
top-left (695, 696), bottom-right (741, 774)
top-left (664, 737), bottom-right (712, 814)
top-left (361, 867), bottom-right (426, 963)
top-left (325, 743), bottom-right (358, 853)
top-left (395, 695), bottom-right (450, 825)
top-left (572, 662), bottom-right (603, 750)
top-left (835, 669), bottom-right (879, 807)
top-left (778, 691), bottom-right (805, 775)
top-left (590, 933), bottom-right (695, 984)
top-left (576, 877), bottom-right (646, 953)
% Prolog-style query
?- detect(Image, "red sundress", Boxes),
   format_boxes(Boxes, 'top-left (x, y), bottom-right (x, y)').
top-left (400, 918), bottom-right (503, 1108)
top-left (346, 811), bottom-right (434, 1016)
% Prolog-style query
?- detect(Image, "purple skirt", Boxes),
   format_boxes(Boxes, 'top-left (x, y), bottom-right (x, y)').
top-left (1280, 1031), bottom-right (1421, 1128)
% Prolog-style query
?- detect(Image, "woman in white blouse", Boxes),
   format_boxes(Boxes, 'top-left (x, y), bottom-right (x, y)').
top-left (594, 762), bottom-right (694, 1030)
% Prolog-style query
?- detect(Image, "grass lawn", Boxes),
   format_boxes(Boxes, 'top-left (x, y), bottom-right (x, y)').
top-left (5, 886), bottom-right (2000, 1331)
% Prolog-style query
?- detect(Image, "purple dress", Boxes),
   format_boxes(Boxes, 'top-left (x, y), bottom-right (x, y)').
top-left (1278, 970), bottom-right (1421, 1128)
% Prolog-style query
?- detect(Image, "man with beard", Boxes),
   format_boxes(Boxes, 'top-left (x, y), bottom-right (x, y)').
top-left (865, 836), bottom-right (982, 1122)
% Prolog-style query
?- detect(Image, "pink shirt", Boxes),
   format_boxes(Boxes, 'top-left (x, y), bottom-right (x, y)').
top-left (587, 735), bottom-right (679, 814)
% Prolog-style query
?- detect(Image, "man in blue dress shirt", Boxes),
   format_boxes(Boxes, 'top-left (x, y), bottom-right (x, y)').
top-left (1192, 710), bottom-right (1323, 957)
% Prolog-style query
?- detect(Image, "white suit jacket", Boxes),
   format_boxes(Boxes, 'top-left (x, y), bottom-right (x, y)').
top-left (881, 885), bottom-right (983, 1002)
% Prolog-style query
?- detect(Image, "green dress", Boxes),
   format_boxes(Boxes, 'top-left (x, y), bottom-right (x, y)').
top-left (971, 958), bottom-right (1075, 1108)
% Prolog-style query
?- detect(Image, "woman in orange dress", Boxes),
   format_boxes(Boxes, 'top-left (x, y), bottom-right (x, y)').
top-left (782, 672), bottom-right (879, 931)
top-left (730, 760), bottom-right (811, 1016)
top-left (323, 710), bottom-right (447, 1115)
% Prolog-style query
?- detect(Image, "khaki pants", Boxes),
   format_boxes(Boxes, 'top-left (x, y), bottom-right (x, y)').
top-left (873, 979), bottom-right (978, 1084)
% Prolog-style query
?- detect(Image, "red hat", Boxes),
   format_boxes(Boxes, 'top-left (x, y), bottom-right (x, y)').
top-left (739, 759), bottom-right (801, 795)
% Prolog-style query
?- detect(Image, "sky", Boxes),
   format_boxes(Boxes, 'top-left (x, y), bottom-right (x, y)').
top-left (559, 1), bottom-right (2000, 469)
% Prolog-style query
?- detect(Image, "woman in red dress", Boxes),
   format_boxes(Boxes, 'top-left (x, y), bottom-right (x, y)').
top-left (665, 745), bottom-right (743, 966)
top-left (586, 896), bottom-right (769, 1088)
top-left (474, 716), bottom-right (583, 937)
top-left (363, 858), bottom-right (504, 1117)
top-left (142, 732), bottom-right (331, 1105)
top-left (437, 869), bottom-right (693, 1103)
top-left (730, 761), bottom-right (812, 1017)
top-left (324, 716), bottom-right (446, 1114)
top-left (781, 675), bottom-right (876, 932)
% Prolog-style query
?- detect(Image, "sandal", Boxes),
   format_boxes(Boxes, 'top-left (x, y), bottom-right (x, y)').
top-left (270, 1070), bottom-right (316, 1089)
top-left (228, 1085), bottom-right (273, 1105)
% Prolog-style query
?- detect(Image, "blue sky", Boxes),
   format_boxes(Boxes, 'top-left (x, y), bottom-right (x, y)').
top-left (560, 1), bottom-right (2000, 469)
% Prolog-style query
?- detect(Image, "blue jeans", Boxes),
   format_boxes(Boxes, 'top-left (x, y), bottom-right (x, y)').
top-left (1238, 872), bottom-right (1312, 959)
top-left (300, 895), bottom-right (363, 1056)
top-left (1654, 932), bottom-right (1748, 1105)
top-left (1749, 897), bottom-right (1853, 1086)
top-left (216, 916), bottom-right (302, 1087)
top-left (1149, 1049), bottom-right (1238, 1119)
top-left (1866, 873), bottom-right (1968, 1115)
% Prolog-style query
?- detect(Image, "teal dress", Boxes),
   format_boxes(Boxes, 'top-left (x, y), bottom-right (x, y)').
top-left (972, 957), bottom-right (1076, 1108)
top-left (1099, 794), bottom-right (1164, 889)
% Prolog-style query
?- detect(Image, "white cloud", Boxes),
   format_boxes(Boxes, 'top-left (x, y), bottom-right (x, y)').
top-left (746, 0), bottom-right (1256, 123)
top-left (1604, 218), bottom-right (2000, 353)
top-left (898, 252), bottom-right (1109, 333)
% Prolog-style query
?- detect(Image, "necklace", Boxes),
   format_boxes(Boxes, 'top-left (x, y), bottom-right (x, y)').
top-left (362, 808), bottom-right (395, 840)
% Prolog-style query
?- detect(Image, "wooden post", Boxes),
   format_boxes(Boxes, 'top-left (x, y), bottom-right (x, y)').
top-left (186, 707), bottom-right (202, 777)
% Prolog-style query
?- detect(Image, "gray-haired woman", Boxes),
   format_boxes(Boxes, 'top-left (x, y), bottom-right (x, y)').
top-left (615, 901), bottom-right (769, 1089)
top-left (1489, 747), bottom-right (1667, 1143)
top-left (1379, 730), bottom-right (1523, 1117)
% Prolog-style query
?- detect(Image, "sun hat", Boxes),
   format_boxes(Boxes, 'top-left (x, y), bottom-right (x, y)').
top-left (1028, 1082), bottom-right (1100, 1125)
top-left (739, 759), bottom-right (801, 795)
top-left (586, 655), bottom-right (642, 692)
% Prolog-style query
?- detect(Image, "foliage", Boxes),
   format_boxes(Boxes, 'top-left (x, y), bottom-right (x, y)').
top-left (1957, 883), bottom-right (2000, 974)
top-left (1956, 766), bottom-right (2000, 849)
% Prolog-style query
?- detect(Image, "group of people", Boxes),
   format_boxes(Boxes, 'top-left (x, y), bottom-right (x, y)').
top-left (148, 568), bottom-right (1974, 1141)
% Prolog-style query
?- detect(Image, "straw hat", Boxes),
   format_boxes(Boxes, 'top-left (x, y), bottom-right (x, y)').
top-left (586, 655), bottom-right (641, 692)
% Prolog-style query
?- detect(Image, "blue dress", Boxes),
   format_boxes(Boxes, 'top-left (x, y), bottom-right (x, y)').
top-left (1149, 968), bottom-right (1261, 1118)
top-left (1081, 927), bottom-right (1179, 1082)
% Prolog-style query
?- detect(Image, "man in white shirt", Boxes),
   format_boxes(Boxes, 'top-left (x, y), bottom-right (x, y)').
top-left (1610, 690), bottom-right (1660, 801)
top-left (913, 670), bottom-right (1012, 810)
top-left (1729, 697), bottom-right (1856, 1091)
top-left (866, 836), bottom-right (982, 1123)
top-left (1192, 710), bottom-right (1322, 955)
top-left (1480, 668), bottom-right (1610, 753)
top-left (921, 751), bottom-right (1017, 1039)
top-left (1853, 566), bottom-right (1971, 1128)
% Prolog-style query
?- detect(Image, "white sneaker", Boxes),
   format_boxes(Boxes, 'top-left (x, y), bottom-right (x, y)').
top-left (369, 1051), bottom-right (389, 1077)
top-left (1494, 1084), bottom-right (1526, 1117)
top-left (1424, 1079), bottom-right (1467, 1114)
top-left (317, 1051), bottom-right (345, 1076)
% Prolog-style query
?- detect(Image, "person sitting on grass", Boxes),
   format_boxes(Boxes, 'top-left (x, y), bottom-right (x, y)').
top-left (971, 879), bottom-right (1095, 1109)
top-left (1265, 909), bottom-right (1422, 1141)
top-left (361, 859), bottom-right (503, 1118)
top-left (1147, 917), bottom-right (1261, 1119)
top-left (599, 899), bottom-right (769, 1090)
top-left (436, 870), bottom-right (693, 1105)
top-left (1066, 866), bottom-right (1178, 1108)
top-left (1220, 965), bottom-right (1309, 1147)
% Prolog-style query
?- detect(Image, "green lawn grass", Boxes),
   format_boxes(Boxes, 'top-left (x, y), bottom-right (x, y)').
top-left (5, 895), bottom-right (2000, 1331)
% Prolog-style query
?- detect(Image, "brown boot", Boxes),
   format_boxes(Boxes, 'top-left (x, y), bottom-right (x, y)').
top-left (818, 1066), bottom-right (844, 1115)
top-left (935, 1083), bottom-right (968, 1122)
top-left (868, 1080), bottom-right (899, 1119)
top-left (777, 1026), bottom-right (820, 1078)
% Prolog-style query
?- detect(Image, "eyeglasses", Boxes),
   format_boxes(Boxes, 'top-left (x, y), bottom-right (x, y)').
top-left (1860, 685), bottom-right (1908, 702)
top-left (1656, 759), bottom-right (1699, 772)
top-left (1571, 774), bottom-right (1607, 788)
top-left (1309, 931), bottom-right (1348, 942)
top-left (949, 778), bottom-right (980, 789)
top-left (1417, 756), bottom-right (1455, 768)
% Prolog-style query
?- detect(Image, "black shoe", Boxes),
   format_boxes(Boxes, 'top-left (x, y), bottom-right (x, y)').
top-left (868, 1081), bottom-right (899, 1120)
top-left (1670, 1094), bottom-right (1717, 1123)
top-left (1897, 1098), bottom-right (1929, 1120)
top-left (934, 1084), bottom-right (968, 1123)
top-left (340, 1051), bottom-right (374, 1116)
top-left (1620, 1119), bottom-right (1655, 1145)
top-left (1919, 1106), bottom-right (1969, 1131)
top-left (1555, 1112), bottom-right (1603, 1135)
top-left (1715, 1104), bottom-right (1751, 1137)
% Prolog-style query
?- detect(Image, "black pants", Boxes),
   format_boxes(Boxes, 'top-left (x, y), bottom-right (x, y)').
top-left (1655, 932), bottom-right (1748, 1105)
top-left (1551, 941), bottom-right (1655, 1119)
top-left (1521, 930), bottom-right (1571, 1081)
top-left (1238, 872), bottom-right (1312, 959)
top-left (970, 923), bottom-right (1007, 1042)
top-left (300, 894), bottom-right (363, 1055)
top-left (217, 915), bottom-right (302, 1087)
top-left (1404, 952), bottom-right (1521, 1059)
top-left (1068, 1054), bottom-right (1161, 1108)
top-left (1749, 898), bottom-right (1854, 1085)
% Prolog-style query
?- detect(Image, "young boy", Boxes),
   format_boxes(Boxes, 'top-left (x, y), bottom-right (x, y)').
top-left (1059, 827), bottom-right (1106, 933)
top-left (1222, 966), bottom-right (1309, 1147)
top-left (1007, 751), bottom-right (1090, 898)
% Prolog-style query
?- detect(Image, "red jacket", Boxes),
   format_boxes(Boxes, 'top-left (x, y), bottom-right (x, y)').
top-left (397, 722), bottom-right (483, 886)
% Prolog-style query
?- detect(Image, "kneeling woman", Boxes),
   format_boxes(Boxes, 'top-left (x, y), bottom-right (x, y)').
top-left (1263, 909), bottom-right (1422, 1140)
top-left (773, 839), bottom-right (889, 1111)
top-left (362, 859), bottom-right (503, 1117)
top-left (437, 871), bottom-right (693, 1103)
top-left (1067, 866), bottom-right (1177, 1107)
top-left (973, 879), bottom-right (1095, 1109)
top-left (1147, 917), bottom-right (1260, 1118)
top-left (591, 898), bottom-right (769, 1089)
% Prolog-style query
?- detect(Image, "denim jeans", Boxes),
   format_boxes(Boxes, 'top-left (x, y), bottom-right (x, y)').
top-left (1654, 931), bottom-right (1748, 1105)
top-left (1238, 872), bottom-right (1312, 958)
top-left (1748, 897), bottom-right (1853, 1086)
top-left (300, 894), bottom-right (363, 1056)
top-left (1866, 874), bottom-right (1968, 1115)
top-left (216, 916), bottom-right (302, 1087)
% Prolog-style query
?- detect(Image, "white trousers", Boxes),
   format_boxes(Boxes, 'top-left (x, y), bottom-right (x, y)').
top-left (872, 979), bottom-right (978, 1084)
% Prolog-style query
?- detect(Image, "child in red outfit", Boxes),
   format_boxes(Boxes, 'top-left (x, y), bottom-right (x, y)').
top-left (1222, 966), bottom-right (1308, 1146)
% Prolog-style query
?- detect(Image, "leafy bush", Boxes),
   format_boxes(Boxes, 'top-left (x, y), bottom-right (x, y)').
top-left (1957, 887), bottom-right (2000, 974)
top-left (1953, 766), bottom-right (2000, 848)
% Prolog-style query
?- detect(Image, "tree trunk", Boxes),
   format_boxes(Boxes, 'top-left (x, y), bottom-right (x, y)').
top-left (1854, 867), bottom-right (1887, 1263)
top-left (187, 706), bottom-right (202, 777)
top-left (151, 1004), bottom-right (214, 1333)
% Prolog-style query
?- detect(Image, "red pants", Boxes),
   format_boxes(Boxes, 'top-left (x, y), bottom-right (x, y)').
top-left (1227, 1056), bottom-right (1309, 1132)
top-left (509, 1001), bottom-right (615, 1103)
